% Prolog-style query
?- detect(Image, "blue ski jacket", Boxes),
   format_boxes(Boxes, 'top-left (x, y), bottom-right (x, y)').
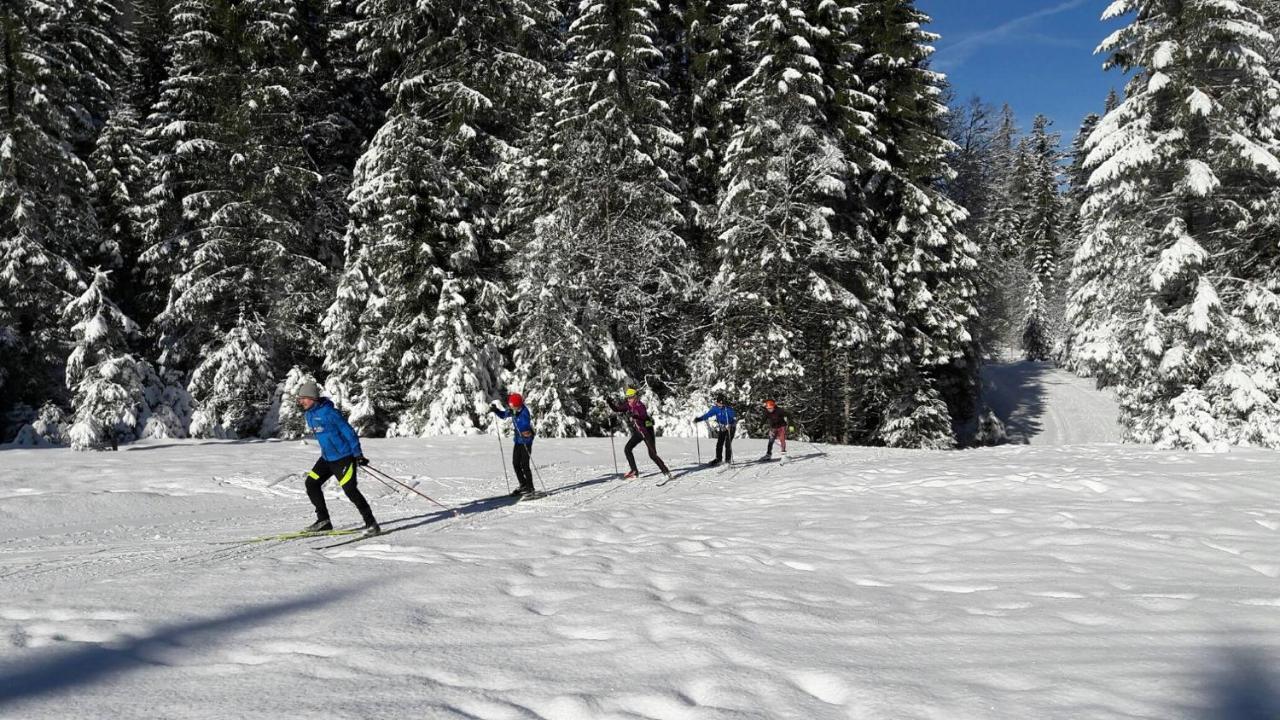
top-left (305, 398), bottom-right (364, 461)
top-left (495, 405), bottom-right (535, 445)
top-left (695, 405), bottom-right (737, 426)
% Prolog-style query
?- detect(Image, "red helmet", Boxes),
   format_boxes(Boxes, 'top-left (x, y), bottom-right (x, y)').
top-left (507, 393), bottom-right (524, 407)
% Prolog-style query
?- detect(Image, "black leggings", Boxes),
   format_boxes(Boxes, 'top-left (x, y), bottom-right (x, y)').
top-left (305, 456), bottom-right (376, 525)
top-left (624, 430), bottom-right (669, 474)
top-left (715, 425), bottom-right (736, 463)
top-left (512, 443), bottom-right (535, 492)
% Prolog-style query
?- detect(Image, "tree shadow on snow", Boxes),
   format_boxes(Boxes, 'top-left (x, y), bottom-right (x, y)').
top-left (0, 585), bottom-right (361, 709)
top-left (979, 360), bottom-right (1051, 444)
top-left (1198, 646), bottom-right (1280, 720)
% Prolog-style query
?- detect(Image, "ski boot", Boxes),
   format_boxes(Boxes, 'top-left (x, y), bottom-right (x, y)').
top-left (361, 522), bottom-right (382, 537)
top-left (304, 518), bottom-right (333, 532)
top-left (623, 470), bottom-right (639, 479)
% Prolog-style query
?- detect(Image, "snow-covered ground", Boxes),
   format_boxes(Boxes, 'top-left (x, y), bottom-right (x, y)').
top-left (3, 431), bottom-right (1280, 719)
top-left (982, 360), bottom-right (1123, 444)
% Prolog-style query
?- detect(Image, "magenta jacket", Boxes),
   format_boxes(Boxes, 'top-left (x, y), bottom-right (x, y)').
top-left (608, 397), bottom-right (655, 434)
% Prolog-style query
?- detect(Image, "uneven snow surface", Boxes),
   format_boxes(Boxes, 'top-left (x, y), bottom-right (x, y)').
top-left (3, 434), bottom-right (1279, 719)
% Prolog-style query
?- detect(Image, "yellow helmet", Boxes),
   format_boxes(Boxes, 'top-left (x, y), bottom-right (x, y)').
top-left (625, 387), bottom-right (638, 398)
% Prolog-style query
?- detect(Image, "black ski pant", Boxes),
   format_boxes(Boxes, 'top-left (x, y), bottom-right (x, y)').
top-left (715, 425), bottom-right (736, 463)
top-left (306, 456), bottom-right (377, 526)
top-left (512, 442), bottom-right (535, 492)
top-left (624, 429), bottom-right (669, 474)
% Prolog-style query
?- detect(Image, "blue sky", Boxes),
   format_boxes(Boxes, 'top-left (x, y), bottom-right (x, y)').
top-left (918, 0), bottom-right (1132, 138)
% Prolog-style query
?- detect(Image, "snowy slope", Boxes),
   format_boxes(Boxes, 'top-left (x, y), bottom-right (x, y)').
top-left (982, 360), bottom-right (1123, 445)
top-left (2, 437), bottom-right (1279, 719)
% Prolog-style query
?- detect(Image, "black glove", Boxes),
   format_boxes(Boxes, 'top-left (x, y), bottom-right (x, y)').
top-left (487, 406), bottom-right (497, 414)
top-left (355, 456), bottom-right (370, 467)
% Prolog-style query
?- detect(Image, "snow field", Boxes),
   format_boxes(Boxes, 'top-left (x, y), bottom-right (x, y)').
top-left (2, 437), bottom-right (1279, 719)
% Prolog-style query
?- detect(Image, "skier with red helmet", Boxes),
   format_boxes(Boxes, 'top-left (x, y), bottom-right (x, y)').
top-left (762, 399), bottom-right (788, 461)
top-left (490, 392), bottom-right (537, 497)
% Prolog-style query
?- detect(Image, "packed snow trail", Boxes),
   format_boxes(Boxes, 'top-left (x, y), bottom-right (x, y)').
top-left (982, 360), bottom-right (1123, 445)
top-left (2, 437), bottom-right (1280, 719)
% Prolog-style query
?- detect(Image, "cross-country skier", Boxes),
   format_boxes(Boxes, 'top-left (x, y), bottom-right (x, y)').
top-left (490, 393), bottom-right (537, 497)
top-left (693, 394), bottom-right (737, 465)
top-left (762, 399), bottom-right (788, 461)
top-left (606, 388), bottom-right (672, 480)
top-left (297, 382), bottom-right (380, 536)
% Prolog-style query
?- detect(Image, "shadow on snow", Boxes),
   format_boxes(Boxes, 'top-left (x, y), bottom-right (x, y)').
top-left (0, 585), bottom-right (361, 709)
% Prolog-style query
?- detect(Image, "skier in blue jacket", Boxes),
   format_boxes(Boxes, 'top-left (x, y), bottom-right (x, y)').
top-left (694, 394), bottom-right (737, 465)
top-left (490, 392), bottom-right (537, 497)
top-left (297, 381), bottom-right (380, 535)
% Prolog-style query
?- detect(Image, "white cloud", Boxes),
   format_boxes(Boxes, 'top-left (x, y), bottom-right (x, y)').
top-left (932, 0), bottom-right (1094, 72)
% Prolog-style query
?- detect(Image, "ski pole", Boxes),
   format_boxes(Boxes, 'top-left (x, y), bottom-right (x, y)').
top-left (495, 422), bottom-right (511, 494)
top-left (523, 443), bottom-right (547, 493)
top-left (609, 417), bottom-right (620, 477)
top-left (503, 415), bottom-right (546, 493)
top-left (692, 420), bottom-right (700, 463)
top-left (367, 465), bottom-right (460, 516)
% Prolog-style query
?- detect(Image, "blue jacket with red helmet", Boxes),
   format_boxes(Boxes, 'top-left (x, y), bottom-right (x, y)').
top-left (495, 405), bottom-right (534, 445)
top-left (304, 398), bottom-right (364, 461)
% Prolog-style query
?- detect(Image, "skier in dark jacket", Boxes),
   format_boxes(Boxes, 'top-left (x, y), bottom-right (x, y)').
top-left (490, 392), bottom-right (537, 497)
top-left (762, 399), bottom-right (788, 461)
top-left (606, 388), bottom-right (671, 480)
top-left (298, 381), bottom-right (380, 535)
top-left (693, 395), bottom-right (737, 465)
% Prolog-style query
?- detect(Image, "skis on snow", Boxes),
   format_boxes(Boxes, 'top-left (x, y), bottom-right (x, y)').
top-left (214, 528), bottom-right (361, 545)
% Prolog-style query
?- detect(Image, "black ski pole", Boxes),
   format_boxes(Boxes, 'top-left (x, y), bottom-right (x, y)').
top-left (367, 465), bottom-right (459, 516)
top-left (524, 443), bottom-right (547, 493)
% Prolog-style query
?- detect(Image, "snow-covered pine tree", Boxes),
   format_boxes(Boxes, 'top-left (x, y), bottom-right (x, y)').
top-left (1066, 112), bottom-right (1101, 209)
top-left (55, 0), bottom-right (128, 144)
top-left (503, 0), bottom-right (692, 432)
top-left (320, 241), bottom-right (376, 417)
top-left (944, 96), bottom-right (998, 236)
top-left (703, 0), bottom-right (875, 439)
top-left (1017, 115), bottom-right (1065, 361)
top-left (90, 100), bottom-right (150, 318)
top-left (0, 0), bottom-right (122, 432)
top-left (187, 317), bottom-right (276, 438)
top-left (506, 213), bottom-right (630, 436)
top-left (259, 366), bottom-right (311, 440)
top-left (142, 0), bottom-right (332, 436)
top-left (337, 0), bottom-right (558, 436)
top-left (130, 0), bottom-right (173, 113)
top-left (1070, 0), bottom-right (1280, 447)
top-left (852, 0), bottom-right (979, 447)
top-left (293, 0), bottom-right (377, 272)
top-left (671, 0), bottom-right (743, 244)
top-left (62, 270), bottom-right (150, 450)
top-left (960, 104), bottom-right (1028, 357)
top-left (553, 0), bottom-right (690, 370)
